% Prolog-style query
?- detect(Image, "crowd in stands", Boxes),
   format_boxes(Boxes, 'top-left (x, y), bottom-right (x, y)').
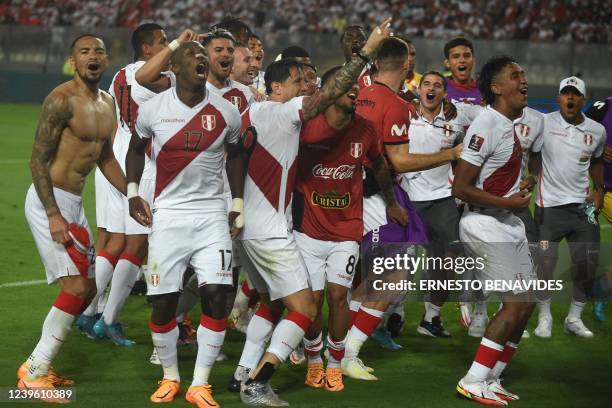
top-left (1, 0), bottom-right (610, 43)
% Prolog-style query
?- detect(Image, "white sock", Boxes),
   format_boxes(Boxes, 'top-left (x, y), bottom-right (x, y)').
top-left (489, 341), bottom-right (518, 380)
top-left (326, 335), bottom-right (345, 369)
top-left (82, 254), bottom-right (115, 316)
top-left (344, 306), bottom-right (384, 358)
top-left (464, 338), bottom-right (504, 383)
top-left (97, 288), bottom-right (109, 314)
top-left (538, 298), bottom-right (552, 316)
top-left (192, 316), bottom-right (226, 386)
top-left (151, 324), bottom-right (180, 382)
top-left (238, 310), bottom-right (275, 370)
top-left (349, 300), bottom-right (361, 314)
top-left (303, 332), bottom-right (323, 364)
top-left (102, 255), bottom-right (141, 325)
top-left (567, 300), bottom-right (585, 320)
top-left (28, 292), bottom-right (84, 379)
top-left (474, 300), bottom-right (488, 316)
top-left (424, 303), bottom-right (441, 322)
top-left (266, 311), bottom-right (311, 362)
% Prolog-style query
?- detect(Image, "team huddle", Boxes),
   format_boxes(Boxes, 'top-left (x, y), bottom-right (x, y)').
top-left (18, 14), bottom-right (609, 408)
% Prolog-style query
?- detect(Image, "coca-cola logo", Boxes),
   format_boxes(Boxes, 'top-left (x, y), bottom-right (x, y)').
top-left (312, 164), bottom-right (356, 180)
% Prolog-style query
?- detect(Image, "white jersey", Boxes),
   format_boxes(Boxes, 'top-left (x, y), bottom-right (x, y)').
top-left (515, 106), bottom-right (544, 173)
top-left (108, 60), bottom-right (175, 179)
top-left (135, 88), bottom-right (241, 214)
top-left (241, 96), bottom-right (305, 239)
top-left (401, 108), bottom-right (469, 201)
top-left (460, 106), bottom-right (523, 199)
top-left (206, 79), bottom-right (255, 116)
top-left (534, 111), bottom-right (605, 207)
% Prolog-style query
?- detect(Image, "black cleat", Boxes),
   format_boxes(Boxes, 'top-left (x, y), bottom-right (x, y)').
top-left (228, 374), bottom-right (242, 393)
top-left (386, 312), bottom-right (404, 338)
top-left (417, 315), bottom-right (451, 338)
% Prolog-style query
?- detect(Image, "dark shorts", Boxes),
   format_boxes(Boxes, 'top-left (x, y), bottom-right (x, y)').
top-left (514, 206), bottom-right (538, 243)
top-left (412, 196), bottom-right (461, 257)
top-left (534, 204), bottom-right (600, 265)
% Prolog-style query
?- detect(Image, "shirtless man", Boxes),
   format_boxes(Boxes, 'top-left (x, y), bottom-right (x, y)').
top-left (17, 34), bottom-right (131, 402)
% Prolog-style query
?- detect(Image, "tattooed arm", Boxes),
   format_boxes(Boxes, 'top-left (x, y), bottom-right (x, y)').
top-left (301, 18), bottom-right (392, 121)
top-left (372, 155), bottom-right (408, 226)
top-left (29, 92), bottom-right (73, 244)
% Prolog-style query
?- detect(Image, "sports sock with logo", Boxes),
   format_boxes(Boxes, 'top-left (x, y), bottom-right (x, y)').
top-left (150, 319), bottom-right (180, 382)
top-left (192, 315), bottom-right (226, 386)
top-left (238, 303), bottom-right (279, 371)
top-left (266, 311), bottom-right (312, 362)
top-left (567, 300), bottom-right (585, 320)
top-left (28, 292), bottom-right (85, 379)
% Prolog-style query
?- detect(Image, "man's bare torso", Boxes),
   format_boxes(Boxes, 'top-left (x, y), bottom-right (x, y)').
top-left (47, 80), bottom-right (117, 195)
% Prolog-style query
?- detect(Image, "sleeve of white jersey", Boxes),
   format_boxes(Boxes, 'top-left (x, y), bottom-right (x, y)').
top-left (456, 102), bottom-right (483, 122)
top-left (225, 107), bottom-right (241, 145)
top-left (460, 119), bottom-right (493, 167)
top-left (135, 101), bottom-right (153, 139)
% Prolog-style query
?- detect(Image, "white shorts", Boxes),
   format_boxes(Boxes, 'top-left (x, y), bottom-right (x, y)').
top-left (25, 184), bottom-right (95, 284)
top-left (146, 212), bottom-right (232, 296)
top-left (294, 231), bottom-right (359, 291)
top-left (459, 210), bottom-right (535, 296)
top-left (363, 193), bottom-right (387, 235)
top-left (94, 167), bottom-right (125, 233)
top-left (95, 167), bottom-right (109, 229)
top-left (124, 179), bottom-right (154, 236)
top-left (238, 234), bottom-right (310, 301)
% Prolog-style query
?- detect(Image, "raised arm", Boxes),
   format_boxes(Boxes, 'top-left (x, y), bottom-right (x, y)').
top-left (301, 18), bottom-right (392, 121)
top-left (29, 92), bottom-right (73, 244)
top-left (135, 29), bottom-right (195, 92)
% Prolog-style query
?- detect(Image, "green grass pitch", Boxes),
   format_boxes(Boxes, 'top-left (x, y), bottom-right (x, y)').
top-left (0, 103), bottom-right (610, 407)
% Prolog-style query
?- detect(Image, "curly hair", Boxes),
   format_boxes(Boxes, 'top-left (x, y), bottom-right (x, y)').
top-left (478, 55), bottom-right (517, 105)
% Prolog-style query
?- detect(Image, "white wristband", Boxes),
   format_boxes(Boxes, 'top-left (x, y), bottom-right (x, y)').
top-left (127, 182), bottom-right (139, 199)
top-left (169, 39), bottom-right (180, 52)
top-left (231, 198), bottom-right (244, 213)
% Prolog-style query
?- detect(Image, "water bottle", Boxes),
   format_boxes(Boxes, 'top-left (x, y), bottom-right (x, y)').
top-left (582, 202), bottom-right (597, 225)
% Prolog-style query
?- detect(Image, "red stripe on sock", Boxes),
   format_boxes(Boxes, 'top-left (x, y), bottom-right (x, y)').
top-left (255, 303), bottom-right (281, 324)
top-left (119, 252), bottom-right (142, 267)
top-left (474, 343), bottom-right (504, 368)
top-left (241, 280), bottom-right (253, 296)
top-left (148, 319), bottom-right (177, 333)
top-left (54, 291), bottom-right (85, 316)
top-left (353, 309), bottom-right (382, 337)
top-left (499, 343), bottom-right (518, 364)
top-left (200, 314), bottom-right (227, 332)
top-left (98, 250), bottom-right (119, 267)
top-left (327, 345), bottom-right (345, 361)
top-left (349, 310), bottom-right (357, 326)
top-left (285, 311), bottom-right (312, 332)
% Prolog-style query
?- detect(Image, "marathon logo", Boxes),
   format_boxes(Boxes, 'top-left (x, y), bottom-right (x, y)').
top-left (468, 134), bottom-right (484, 152)
top-left (311, 191), bottom-right (351, 209)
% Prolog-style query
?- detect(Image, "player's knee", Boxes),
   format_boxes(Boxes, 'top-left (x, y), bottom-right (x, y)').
top-left (326, 285), bottom-right (348, 309)
top-left (150, 293), bottom-right (179, 324)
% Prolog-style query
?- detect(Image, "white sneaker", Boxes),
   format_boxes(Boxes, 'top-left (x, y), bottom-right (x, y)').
top-left (457, 378), bottom-right (507, 406)
top-left (341, 357), bottom-right (378, 380)
top-left (534, 314), bottom-right (553, 338)
top-left (564, 317), bottom-right (594, 337)
top-left (468, 314), bottom-right (489, 338)
top-left (149, 348), bottom-right (160, 365)
top-left (487, 378), bottom-right (519, 401)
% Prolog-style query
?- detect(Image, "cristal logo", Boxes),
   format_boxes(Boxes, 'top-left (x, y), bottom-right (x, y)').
top-left (312, 164), bottom-right (356, 180)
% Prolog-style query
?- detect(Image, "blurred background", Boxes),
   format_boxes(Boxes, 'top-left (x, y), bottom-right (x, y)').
top-left (1, 0), bottom-right (611, 106)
